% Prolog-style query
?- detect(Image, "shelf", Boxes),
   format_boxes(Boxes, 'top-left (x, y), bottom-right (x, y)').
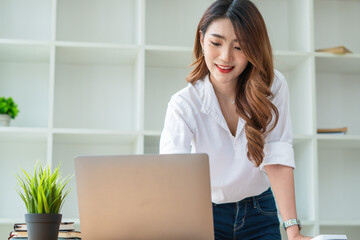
top-left (0, 0), bottom-right (52, 41)
top-left (143, 131), bottom-right (162, 136)
top-left (0, 42), bottom-right (49, 62)
top-left (315, 53), bottom-right (360, 74)
top-left (293, 135), bottom-right (314, 145)
top-left (0, 128), bottom-right (48, 142)
top-left (274, 51), bottom-right (311, 72)
top-left (55, 45), bottom-right (139, 65)
top-left (0, 0), bottom-right (359, 237)
top-left (317, 135), bottom-right (360, 149)
top-left (53, 131), bottom-right (138, 145)
top-left (56, 0), bottom-right (139, 44)
top-left (145, 47), bottom-right (192, 68)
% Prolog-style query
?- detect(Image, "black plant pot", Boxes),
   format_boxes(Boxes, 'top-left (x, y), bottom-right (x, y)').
top-left (25, 213), bottom-right (62, 240)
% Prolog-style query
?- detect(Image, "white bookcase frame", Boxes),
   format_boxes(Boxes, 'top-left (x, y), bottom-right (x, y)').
top-left (1, 0), bottom-right (359, 238)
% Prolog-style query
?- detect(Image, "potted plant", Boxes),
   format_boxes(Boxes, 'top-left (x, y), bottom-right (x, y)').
top-left (0, 97), bottom-right (19, 126)
top-left (16, 161), bottom-right (71, 240)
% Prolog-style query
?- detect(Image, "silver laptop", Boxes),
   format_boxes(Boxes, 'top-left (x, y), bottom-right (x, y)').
top-left (75, 153), bottom-right (214, 240)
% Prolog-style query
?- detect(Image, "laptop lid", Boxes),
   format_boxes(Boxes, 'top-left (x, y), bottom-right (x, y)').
top-left (75, 153), bottom-right (214, 240)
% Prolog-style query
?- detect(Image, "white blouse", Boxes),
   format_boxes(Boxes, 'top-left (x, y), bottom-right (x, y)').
top-left (159, 70), bottom-right (295, 204)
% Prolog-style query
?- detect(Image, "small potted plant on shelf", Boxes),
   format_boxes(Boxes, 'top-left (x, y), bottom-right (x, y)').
top-left (15, 161), bottom-right (71, 240)
top-left (0, 97), bottom-right (19, 126)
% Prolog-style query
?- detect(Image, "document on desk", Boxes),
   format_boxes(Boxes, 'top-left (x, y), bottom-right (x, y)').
top-left (312, 235), bottom-right (347, 240)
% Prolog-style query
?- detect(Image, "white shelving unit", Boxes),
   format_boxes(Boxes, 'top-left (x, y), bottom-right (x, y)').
top-left (0, 0), bottom-right (359, 238)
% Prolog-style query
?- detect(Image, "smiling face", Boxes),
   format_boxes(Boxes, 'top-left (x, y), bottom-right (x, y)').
top-left (200, 18), bottom-right (249, 89)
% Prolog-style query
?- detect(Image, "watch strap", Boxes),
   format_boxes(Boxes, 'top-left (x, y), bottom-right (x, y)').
top-left (283, 218), bottom-right (302, 231)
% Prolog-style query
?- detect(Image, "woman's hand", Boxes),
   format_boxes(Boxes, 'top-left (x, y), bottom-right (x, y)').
top-left (289, 235), bottom-right (312, 240)
top-left (286, 225), bottom-right (313, 240)
top-left (288, 232), bottom-right (313, 240)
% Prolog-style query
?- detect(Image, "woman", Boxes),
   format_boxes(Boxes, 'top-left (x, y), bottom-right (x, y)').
top-left (160, 0), bottom-right (312, 239)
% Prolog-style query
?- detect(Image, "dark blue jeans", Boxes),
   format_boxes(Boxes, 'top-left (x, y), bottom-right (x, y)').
top-left (212, 188), bottom-right (281, 240)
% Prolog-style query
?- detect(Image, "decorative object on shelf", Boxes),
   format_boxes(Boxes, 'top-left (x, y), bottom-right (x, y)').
top-left (9, 229), bottom-right (81, 239)
top-left (15, 161), bottom-right (72, 240)
top-left (0, 97), bottom-right (19, 127)
top-left (317, 127), bottom-right (348, 134)
top-left (315, 46), bottom-right (352, 55)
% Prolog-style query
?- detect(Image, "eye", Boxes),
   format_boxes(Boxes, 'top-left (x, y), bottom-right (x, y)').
top-left (235, 47), bottom-right (241, 51)
top-left (211, 41), bottom-right (221, 47)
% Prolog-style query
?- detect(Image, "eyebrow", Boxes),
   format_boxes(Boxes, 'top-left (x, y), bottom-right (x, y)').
top-left (210, 33), bottom-right (238, 42)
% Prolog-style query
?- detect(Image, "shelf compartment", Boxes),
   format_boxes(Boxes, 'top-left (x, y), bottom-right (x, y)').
top-left (315, 54), bottom-right (360, 74)
top-left (0, 133), bottom-right (47, 219)
top-left (317, 136), bottom-right (360, 149)
top-left (314, 0), bottom-right (360, 54)
top-left (145, 0), bottom-right (212, 47)
top-left (56, 0), bottom-right (139, 44)
top-left (318, 142), bottom-right (360, 222)
top-left (52, 133), bottom-right (139, 219)
top-left (0, 42), bottom-right (50, 62)
top-left (144, 49), bottom-right (190, 131)
top-left (316, 71), bottom-right (360, 135)
top-left (278, 56), bottom-right (314, 136)
top-left (254, 0), bottom-right (312, 51)
top-left (0, 0), bottom-right (52, 41)
top-left (0, 43), bottom-right (50, 128)
top-left (54, 46), bottom-right (140, 130)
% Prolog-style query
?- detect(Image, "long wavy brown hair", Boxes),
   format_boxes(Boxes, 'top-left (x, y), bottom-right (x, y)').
top-left (186, 0), bottom-right (279, 167)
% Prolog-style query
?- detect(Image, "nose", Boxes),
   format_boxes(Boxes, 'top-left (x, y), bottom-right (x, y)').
top-left (219, 46), bottom-right (232, 63)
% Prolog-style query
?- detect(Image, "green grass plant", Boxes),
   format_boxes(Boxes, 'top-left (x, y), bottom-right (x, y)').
top-left (0, 97), bottom-right (19, 119)
top-left (16, 161), bottom-right (71, 214)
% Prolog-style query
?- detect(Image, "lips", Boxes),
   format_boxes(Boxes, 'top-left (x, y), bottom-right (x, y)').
top-left (215, 64), bottom-right (234, 73)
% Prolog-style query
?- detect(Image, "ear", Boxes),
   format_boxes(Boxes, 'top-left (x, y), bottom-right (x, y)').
top-left (199, 30), bottom-right (204, 50)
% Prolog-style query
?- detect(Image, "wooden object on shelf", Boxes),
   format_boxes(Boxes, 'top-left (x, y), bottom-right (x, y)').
top-left (315, 46), bottom-right (352, 55)
top-left (317, 127), bottom-right (348, 134)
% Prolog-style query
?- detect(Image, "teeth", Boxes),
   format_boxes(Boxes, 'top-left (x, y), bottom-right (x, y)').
top-left (217, 65), bottom-right (233, 70)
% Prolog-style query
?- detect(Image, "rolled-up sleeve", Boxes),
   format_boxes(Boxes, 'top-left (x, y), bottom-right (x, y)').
top-left (259, 76), bottom-right (295, 171)
top-left (159, 98), bottom-right (193, 154)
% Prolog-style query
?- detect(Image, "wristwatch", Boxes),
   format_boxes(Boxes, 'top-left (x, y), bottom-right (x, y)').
top-left (283, 219), bottom-right (302, 231)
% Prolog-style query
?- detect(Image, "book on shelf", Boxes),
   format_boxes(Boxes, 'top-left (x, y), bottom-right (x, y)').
top-left (317, 127), bottom-right (348, 134)
top-left (14, 222), bottom-right (75, 232)
top-left (9, 230), bottom-right (81, 239)
top-left (315, 45), bottom-right (352, 55)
